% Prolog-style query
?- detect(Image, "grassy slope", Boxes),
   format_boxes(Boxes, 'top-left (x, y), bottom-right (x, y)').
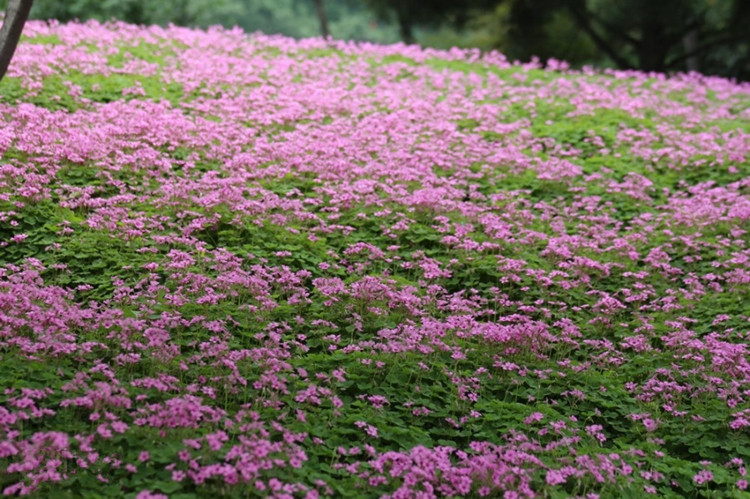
top-left (0, 20), bottom-right (749, 498)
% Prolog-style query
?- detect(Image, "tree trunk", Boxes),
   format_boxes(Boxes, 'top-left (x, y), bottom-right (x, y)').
top-left (682, 30), bottom-right (699, 72)
top-left (397, 12), bottom-right (414, 45)
top-left (638, 23), bottom-right (668, 72)
top-left (313, 0), bottom-right (329, 39)
top-left (0, 0), bottom-right (33, 82)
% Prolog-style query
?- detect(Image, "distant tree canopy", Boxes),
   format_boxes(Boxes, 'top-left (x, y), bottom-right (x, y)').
top-left (18, 0), bottom-right (750, 80)
top-left (359, 0), bottom-right (494, 45)
top-left (27, 0), bottom-right (399, 43)
top-left (475, 0), bottom-right (750, 80)
top-left (361, 0), bottom-right (749, 80)
top-left (546, 0), bottom-right (748, 76)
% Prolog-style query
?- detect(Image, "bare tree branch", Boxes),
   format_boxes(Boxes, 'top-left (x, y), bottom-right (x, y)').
top-left (665, 12), bottom-right (706, 45)
top-left (667, 32), bottom-right (747, 68)
top-left (565, 2), bottom-right (632, 69)
top-left (583, 7), bottom-right (639, 47)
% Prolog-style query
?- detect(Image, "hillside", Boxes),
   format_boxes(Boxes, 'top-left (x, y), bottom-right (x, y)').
top-left (0, 20), bottom-right (749, 498)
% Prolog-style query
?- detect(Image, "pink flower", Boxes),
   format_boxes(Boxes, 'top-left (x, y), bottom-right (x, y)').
top-left (546, 469), bottom-right (567, 485)
top-left (585, 425), bottom-right (606, 443)
top-left (136, 491), bottom-right (168, 499)
top-left (524, 412), bottom-right (544, 425)
top-left (693, 470), bottom-right (714, 485)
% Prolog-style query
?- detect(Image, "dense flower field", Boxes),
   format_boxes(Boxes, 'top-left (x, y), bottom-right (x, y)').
top-left (0, 19), bottom-right (749, 498)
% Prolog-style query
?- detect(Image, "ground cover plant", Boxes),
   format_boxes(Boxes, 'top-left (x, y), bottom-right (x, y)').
top-left (0, 19), bottom-right (749, 498)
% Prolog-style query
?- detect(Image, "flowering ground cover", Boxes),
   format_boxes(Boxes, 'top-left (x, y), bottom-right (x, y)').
top-left (0, 19), bottom-right (749, 498)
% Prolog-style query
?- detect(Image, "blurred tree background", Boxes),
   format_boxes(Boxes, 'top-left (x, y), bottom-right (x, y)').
top-left (16, 0), bottom-right (750, 80)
